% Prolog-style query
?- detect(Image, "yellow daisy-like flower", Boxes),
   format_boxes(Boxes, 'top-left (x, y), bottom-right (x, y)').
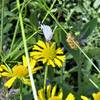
top-left (65, 93), bottom-right (75, 100)
top-left (81, 96), bottom-right (89, 100)
top-left (0, 56), bottom-right (42, 88)
top-left (92, 92), bottom-right (100, 100)
top-left (38, 84), bottom-right (63, 100)
top-left (38, 84), bottom-right (75, 100)
top-left (30, 40), bottom-right (65, 67)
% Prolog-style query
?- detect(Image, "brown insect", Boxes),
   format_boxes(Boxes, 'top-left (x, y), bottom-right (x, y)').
top-left (66, 34), bottom-right (79, 50)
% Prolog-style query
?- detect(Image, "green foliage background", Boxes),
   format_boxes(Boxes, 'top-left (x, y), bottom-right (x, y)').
top-left (0, 0), bottom-right (100, 99)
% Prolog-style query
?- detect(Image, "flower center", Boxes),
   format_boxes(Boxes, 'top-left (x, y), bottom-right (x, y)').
top-left (12, 65), bottom-right (28, 77)
top-left (42, 47), bottom-right (56, 60)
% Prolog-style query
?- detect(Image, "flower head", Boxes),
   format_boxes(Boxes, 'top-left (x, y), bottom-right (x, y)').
top-left (38, 84), bottom-right (75, 100)
top-left (92, 92), bottom-right (100, 100)
top-left (30, 40), bottom-right (65, 67)
top-left (38, 84), bottom-right (63, 100)
top-left (0, 56), bottom-right (42, 88)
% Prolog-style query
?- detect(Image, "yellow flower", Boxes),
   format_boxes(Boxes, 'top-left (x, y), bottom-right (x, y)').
top-left (81, 96), bottom-right (89, 100)
top-left (92, 92), bottom-right (100, 100)
top-left (38, 84), bottom-right (63, 100)
top-left (30, 40), bottom-right (65, 67)
top-left (0, 65), bottom-right (12, 77)
top-left (65, 93), bottom-right (75, 100)
top-left (0, 56), bottom-right (42, 88)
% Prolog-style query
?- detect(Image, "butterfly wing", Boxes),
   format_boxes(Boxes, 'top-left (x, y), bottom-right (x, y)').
top-left (41, 24), bottom-right (53, 41)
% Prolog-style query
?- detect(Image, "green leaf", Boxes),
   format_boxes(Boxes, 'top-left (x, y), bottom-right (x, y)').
top-left (53, 27), bottom-right (61, 46)
top-left (3, 23), bottom-right (12, 33)
top-left (80, 18), bottom-right (97, 39)
top-left (86, 47), bottom-right (100, 60)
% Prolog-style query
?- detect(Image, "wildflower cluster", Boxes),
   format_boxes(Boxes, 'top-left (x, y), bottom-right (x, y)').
top-left (0, 24), bottom-right (99, 100)
top-left (0, 38), bottom-right (65, 88)
top-left (38, 84), bottom-right (75, 100)
top-left (38, 84), bottom-right (100, 100)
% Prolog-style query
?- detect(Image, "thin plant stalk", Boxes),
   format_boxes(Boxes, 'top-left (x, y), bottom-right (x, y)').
top-left (20, 82), bottom-right (22, 100)
top-left (89, 78), bottom-right (100, 90)
top-left (0, 0), bottom-right (4, 53)
top-left (77, 51), bottom-right (82, 93)
top-left (9, 20), bottom-right (19, 52)
top-left (42, 0), bottom-right (57, 23)
top-left (10, 0), bottom-right (28, 52)
top-left (44, 65), bottom-right (48, 95)
top-left (17, 0), bottom-right (38, 100)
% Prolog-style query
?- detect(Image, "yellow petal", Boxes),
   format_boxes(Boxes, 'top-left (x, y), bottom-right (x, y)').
top-left (42, 58), bottom-right (47, 64)
top-left (51, 85), bottom-right (57, 97)
top-left (22, 78), bottom-right (31, 86)
top-left (1, 72), bottom-right (12, 77)
top-left (4, 77), bottom-right (17, 88)
top-left (58, 88), bottom-right (63, 99)
top-left (33, 45), bottom-right (43, 51)
top-left (56, 48), bottom-right (64, 54)
top-left (30, 52), bottom-right (42, 57)
top-left (50, 43), bottom-right (55, 49)
top-left (66, 93), bottom-right (75, 100)
top-left (0, 67), bottom-right (3, 71)
top-left (1, 65), bottom-right (10, 72)
top-left (22, 55), bottom-right (27, 67)
top-left (46, 42), bottom-right (50, 48)
top-left (30, 58), bottom-right (36, 69)
top-left (32, 66), bottom-right (42, 74)
top-left (81, 96), bottom-right (89, 100)
top-left (47, 60), bottom-right (55, 67)
top-left (92, 92), bottom-right (100, 100)
top-left (49, 96), bottom-right (62, 100)
top-left (38, 88), bottom-right (45, 100)
top-left (56, 55), bottom-right (65, 62)
top-left (54, 58), bottom-right (62, 67)
top-left (47, 84), bottom-right (51, 98)
top-left (37, 40), bottom-right (46, 49)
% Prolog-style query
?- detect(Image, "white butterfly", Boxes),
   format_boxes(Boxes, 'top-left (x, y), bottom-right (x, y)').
top-left (41, 24), bottom-right (53, 41)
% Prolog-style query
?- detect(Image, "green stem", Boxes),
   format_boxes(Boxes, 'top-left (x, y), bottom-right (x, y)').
top-left (42, 0), bottom-right (56, 23)
top-left (10, 0), bottom-right (27, 52)
top-left (78, 51), bottom-right (81, 93)
top-left (17, 0), bottom-right (38, 100)
top-left (44, 65), bottom-right (48, 95)
top-left (20, 83), bottom-right (22, 100)
top-left (60, 67), bottom-right (63, 86)
top-left (89, 78), bottom-right (100, 90)
top-left (9, 20), bottom-right (19, 52)
top-left (0, 0), bottom-right (4, 53)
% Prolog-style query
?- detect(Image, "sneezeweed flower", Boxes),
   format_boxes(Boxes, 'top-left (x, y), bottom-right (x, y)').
top-left (92, 92), bottom-right (100, 100)
top-left (38, 84), bottom-right (75, 100)
top-left (0, 56), bottom-right (42, 88)
top-left (41, 24), bottom-right (53, 41)
top-left (38, 84), bottom-right (63, 100)
top-left (30, 40), bottom-right (65, 67)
